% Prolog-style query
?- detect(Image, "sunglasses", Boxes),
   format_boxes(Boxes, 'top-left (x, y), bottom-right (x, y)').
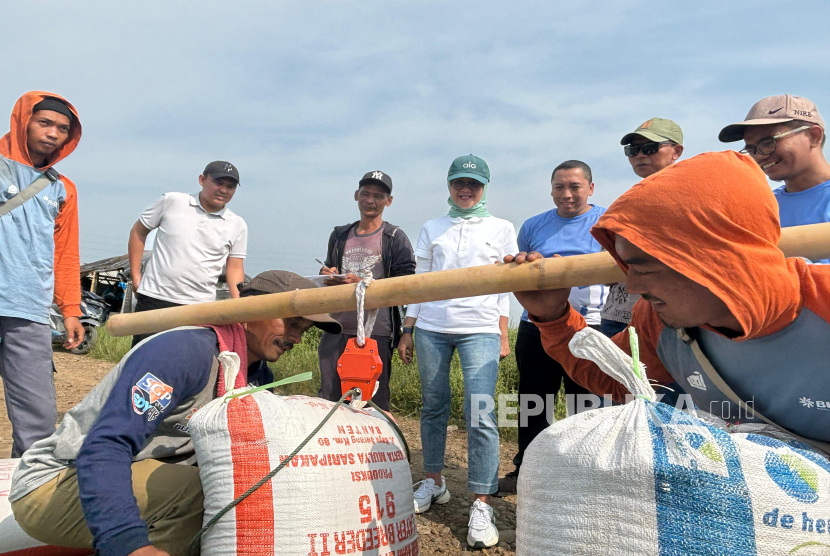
top-left (450, 179), bottom-right (485, 191)
top-left (624, 141), bottom-right (673, 157)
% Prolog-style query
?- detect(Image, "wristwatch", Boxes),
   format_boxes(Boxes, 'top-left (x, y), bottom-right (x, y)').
top-left (402, 326), bottom-right (414, 335)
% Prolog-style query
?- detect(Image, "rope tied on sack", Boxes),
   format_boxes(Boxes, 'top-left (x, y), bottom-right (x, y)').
top-left (351, 263), bottom-right (380, 409)
top-left (354, 265), bottom-right (378, 348)
top-left (568, 326), bottom-right (655, 401)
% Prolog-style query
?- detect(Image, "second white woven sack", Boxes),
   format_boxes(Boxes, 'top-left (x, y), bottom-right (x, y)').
top-left (517, 328), bottom-right (830, 555)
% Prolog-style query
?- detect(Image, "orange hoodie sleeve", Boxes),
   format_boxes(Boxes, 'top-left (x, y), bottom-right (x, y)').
top-left (534, 298), bottom-right (674, 403)
top-left (53, 176), bottom-right (81, 318)
top-left (796, 260), bottom-right (830, 325)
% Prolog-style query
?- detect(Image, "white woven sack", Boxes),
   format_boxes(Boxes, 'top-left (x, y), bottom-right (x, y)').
top-left (0, 458), bottom-right (93, 555)
top-left (190, 357), bottom-right (417, 556)
top-left (517, 328), bottom-right (830, 556)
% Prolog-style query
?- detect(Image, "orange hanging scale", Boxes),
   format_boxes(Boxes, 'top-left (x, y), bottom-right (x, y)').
top-left (337, 337), bottom-right (383, 403)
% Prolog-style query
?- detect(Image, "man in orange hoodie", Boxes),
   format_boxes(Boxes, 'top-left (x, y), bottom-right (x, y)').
top-left (509, 151), bottom-right (830, 444)
top-left (0, 92), bottom-right (84, 457)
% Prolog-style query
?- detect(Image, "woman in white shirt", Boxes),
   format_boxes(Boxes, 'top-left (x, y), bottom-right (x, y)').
top-left (397, 154), bottom-right (518, 549)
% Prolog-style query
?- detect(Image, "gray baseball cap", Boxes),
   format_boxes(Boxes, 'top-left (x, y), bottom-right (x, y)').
top-left (719, 95), bottom-right (825, 142)
top-left (239, 270), bottom-right (341, 333)
top-left (203, 160), bottom-right (241, 185)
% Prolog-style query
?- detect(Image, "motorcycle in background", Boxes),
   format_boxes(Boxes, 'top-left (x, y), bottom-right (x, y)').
top-left (50, 290), bottom-right (110, 355)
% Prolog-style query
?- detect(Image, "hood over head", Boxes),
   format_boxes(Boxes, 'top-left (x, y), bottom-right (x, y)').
top-left (0, 91), bottom-right (82, 168)
top-left (591, 151), bottom-right (801, 340)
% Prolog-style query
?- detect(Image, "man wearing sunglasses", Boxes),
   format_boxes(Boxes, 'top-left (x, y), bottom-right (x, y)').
top-left (720, 95), bottom-right (830, 264)
top-left (623, 118), bottom-right (684, 180)
top-left (601, 118), bottom-right (684, 338)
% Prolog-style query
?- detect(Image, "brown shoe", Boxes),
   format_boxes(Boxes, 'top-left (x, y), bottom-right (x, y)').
top-left (493, 468), bottom-right (519, 497)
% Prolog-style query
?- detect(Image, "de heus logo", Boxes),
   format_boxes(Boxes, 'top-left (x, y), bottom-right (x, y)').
top-left (463, 162), bottom-right (476, 169)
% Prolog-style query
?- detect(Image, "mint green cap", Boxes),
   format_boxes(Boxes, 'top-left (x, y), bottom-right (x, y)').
top-left (447, 154), bottom-right (490, 184)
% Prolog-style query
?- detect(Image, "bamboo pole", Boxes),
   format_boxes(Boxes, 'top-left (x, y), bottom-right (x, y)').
top-left (107, 222), bottom-right (830, 337)
top-left (776, 222), bottom-right (830, 261)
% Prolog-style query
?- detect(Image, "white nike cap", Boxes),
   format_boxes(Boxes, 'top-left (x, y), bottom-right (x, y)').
top-left (719, 94), bottom-right (824, 142)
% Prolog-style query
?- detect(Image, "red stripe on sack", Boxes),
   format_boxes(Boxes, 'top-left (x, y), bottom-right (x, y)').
top-left (228, 396), bottom-right (274, 555)
top-left (0, 548), bottom-right (94, 556)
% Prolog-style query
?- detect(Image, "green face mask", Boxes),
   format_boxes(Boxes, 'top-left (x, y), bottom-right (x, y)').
top-left (447, 183), bottom-right (491, 219)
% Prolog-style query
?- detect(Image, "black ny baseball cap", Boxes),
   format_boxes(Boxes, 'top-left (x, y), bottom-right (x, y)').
top-left (238, 270), bottom-right (341, 333)
top-left (203, 161), bottom-right (241, 185)
top-left (359, 170), bottom-right (393, 193)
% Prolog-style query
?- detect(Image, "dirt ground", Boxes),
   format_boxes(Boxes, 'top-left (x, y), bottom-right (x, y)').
top-left (0, 351), bottom-right (114, 455)
top-left (0, 351), bottom-right (519, 555)
top-left (399, 418), bottom-right (519, 555)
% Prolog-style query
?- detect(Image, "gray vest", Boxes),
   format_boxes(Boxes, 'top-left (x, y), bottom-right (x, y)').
top-left (656, 308), bottom-right (830, 442)
top-left (10, 328), bottom-right (220, 502)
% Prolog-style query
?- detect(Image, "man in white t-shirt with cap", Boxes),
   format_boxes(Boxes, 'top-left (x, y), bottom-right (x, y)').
top-left (128, 160), bottom-right (248, 345)
top-left (719, 94), bottom-right (830, 263)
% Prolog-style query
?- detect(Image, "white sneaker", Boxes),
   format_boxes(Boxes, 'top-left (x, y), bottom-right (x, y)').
top-left (412, 477), bottom-right (451, 513)
top-left (467, 499), bottom-right (499, 548)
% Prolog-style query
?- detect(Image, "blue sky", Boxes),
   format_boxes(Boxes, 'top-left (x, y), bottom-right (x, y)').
top-left (2, 1), bottom-right (828, 319)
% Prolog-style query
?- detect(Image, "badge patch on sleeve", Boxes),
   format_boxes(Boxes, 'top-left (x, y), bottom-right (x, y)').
top-left (132, 373), bottom-right (174, 421)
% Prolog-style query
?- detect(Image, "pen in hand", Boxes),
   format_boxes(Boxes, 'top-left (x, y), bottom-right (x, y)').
top-left (317, 258), bottom-right (352, 284)
top-left (317, 258), bottom-right (337, 280)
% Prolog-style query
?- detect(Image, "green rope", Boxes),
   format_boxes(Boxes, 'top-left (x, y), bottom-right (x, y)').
top-left (224, 371), bottom-right (313, 400)
top-left (187, 388), bottom-right (410, 555)
top-left (629, 326), bottom-right (642, 380)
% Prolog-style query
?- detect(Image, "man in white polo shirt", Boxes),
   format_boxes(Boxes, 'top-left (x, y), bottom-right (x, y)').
top-left (128, 160), bottom-right (248, 346)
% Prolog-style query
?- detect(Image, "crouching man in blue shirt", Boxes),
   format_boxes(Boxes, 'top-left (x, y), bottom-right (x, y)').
top-left (9, 271), bottom-right (341, 556)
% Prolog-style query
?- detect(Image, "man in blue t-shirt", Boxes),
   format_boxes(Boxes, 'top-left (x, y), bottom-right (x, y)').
top-left (496, 160), bottom-right (607, 496)
top-left (720, 94), bottom-right (830, 263)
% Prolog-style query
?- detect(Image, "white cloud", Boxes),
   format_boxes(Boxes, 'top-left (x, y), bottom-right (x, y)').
top-left (1, 0), bottom-right (827, 325)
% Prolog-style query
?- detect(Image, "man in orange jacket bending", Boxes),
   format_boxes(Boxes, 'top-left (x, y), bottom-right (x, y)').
top-left (510, 151), bottom-right (830, 445)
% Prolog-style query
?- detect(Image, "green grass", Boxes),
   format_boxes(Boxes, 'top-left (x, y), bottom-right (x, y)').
top-left (89, 327), bottom-right (134, 363)
top-left (91, 325), bottom-right (568, 440)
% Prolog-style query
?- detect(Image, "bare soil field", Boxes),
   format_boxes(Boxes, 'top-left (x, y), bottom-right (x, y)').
top-left (0, 351), bottom-right (113, 455)
top-left (0, 351), bottom-right (519, 554)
